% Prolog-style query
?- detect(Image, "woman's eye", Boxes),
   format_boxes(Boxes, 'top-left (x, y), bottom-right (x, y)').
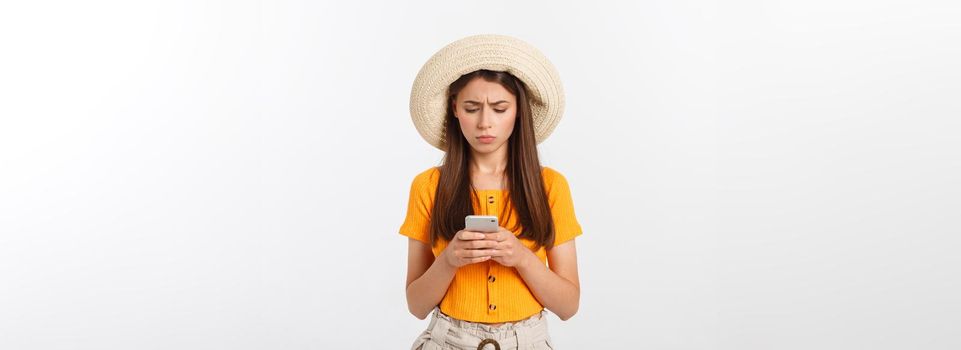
top-left (466, 109), bottom-right (479, 113)
top-left (495, 110), bottom-right (506, 113)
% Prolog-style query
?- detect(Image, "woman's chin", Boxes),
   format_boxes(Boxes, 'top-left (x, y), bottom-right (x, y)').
top-left (469, 142), bottom-right (505, 154)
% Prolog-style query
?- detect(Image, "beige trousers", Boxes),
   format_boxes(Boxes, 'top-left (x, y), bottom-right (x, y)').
top-left (410, 307), bottom-right (555, 350)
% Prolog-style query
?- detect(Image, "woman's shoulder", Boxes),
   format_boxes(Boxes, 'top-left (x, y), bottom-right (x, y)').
top-left (410, 166), bottom-right (441, 187)
top-left (540, 165), bottom-right (569, 187)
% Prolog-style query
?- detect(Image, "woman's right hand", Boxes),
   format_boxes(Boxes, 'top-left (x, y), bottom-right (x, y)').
top-left (441, 229), bottom-right (498, 268)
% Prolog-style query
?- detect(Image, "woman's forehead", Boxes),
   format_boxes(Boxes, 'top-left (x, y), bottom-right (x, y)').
top-left (458, 80), bottom-right (515, 103)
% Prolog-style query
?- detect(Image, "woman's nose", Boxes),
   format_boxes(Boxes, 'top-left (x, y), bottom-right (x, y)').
top-left (477, 109), bottom-right (493, 128)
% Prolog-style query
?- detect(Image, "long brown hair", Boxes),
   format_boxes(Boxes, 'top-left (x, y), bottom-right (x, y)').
top-left (428, 69), bottom-right (555, 251)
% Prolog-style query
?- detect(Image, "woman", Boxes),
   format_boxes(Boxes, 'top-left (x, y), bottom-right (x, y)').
top-left (400, 34), bottom-right (582, 350)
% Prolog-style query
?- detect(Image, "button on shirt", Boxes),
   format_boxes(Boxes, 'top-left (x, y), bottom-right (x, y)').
top-left (399, 166), bottom-right (583, 323)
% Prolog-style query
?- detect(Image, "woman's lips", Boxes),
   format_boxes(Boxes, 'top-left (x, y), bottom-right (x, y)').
top-left (477, 136), bottom-right (495, 144)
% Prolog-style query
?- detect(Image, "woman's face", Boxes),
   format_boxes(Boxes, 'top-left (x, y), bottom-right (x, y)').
top-left (452, 77), bottom-right (517, 155)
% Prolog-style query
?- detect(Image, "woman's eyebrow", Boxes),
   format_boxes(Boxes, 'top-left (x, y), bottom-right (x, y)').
top-left (464, 100), bottom-right (510, 105)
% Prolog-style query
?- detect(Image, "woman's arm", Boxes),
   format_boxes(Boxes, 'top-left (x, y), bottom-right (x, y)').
top-left (516, 239), bottom-right (581, 320)
top-left (405, 238), bottom-right (456, 319)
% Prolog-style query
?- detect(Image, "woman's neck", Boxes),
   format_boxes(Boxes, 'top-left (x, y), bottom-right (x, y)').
top-left (469, 148), bottom-right (508, 176)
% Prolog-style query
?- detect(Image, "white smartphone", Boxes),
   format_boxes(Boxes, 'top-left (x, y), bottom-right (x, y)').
top-left (465, 215), bottom-right (499, 233)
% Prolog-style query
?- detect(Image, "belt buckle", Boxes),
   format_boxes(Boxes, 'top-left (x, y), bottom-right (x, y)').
top-left (477, 338), bottom-right (500, 350)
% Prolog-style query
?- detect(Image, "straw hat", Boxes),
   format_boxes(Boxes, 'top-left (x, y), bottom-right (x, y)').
top-left (409, 34), bottom-right (566, 151)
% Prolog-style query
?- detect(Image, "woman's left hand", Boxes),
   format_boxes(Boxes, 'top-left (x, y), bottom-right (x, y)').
top-left (485, 226), bottom-right (535, 268)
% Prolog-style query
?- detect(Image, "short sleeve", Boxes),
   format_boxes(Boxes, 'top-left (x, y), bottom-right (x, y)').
top-left (399, 168), bottom-right (436, 245)
top-left (545, 168), bottom-right (583, 246)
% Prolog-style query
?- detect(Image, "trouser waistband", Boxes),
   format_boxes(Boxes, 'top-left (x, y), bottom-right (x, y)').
top-left (426, 307), bottom-right (549, 349)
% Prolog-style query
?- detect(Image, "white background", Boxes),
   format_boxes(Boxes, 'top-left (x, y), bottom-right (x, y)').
top-left (1, 1), bottom-right (959, 349)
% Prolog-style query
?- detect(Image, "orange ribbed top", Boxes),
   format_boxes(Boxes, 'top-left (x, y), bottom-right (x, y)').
top-left (399, 166), bottom-right (583, 323)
